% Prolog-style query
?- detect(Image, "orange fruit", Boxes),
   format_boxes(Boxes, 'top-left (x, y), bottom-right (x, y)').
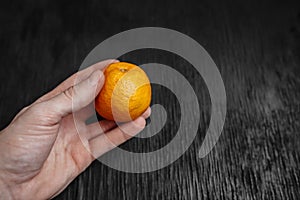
top-left (95, 62), bottom-right (151, 122)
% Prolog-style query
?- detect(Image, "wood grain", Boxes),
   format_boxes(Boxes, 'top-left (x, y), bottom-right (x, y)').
top-left (0, 0), bottom-right (299, 199)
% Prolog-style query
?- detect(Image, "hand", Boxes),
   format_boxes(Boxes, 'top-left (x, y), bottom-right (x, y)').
top-left (0, 59), bottom-right (151, 199)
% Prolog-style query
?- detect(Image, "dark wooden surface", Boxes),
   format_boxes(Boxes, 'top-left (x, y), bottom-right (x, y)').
top-left (1, 0), bottom-right (300, 199)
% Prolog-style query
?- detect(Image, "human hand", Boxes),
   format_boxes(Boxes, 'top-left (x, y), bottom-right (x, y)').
top-left (0, 59), bottom-right (151, 199)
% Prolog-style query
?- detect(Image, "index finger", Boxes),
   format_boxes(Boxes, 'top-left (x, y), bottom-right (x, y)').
top-left (35, 59), bottom-right (118, 103)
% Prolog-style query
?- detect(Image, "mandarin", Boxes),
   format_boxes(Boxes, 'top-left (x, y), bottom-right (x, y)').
top-left (95, 62), bottom-right (151, 122)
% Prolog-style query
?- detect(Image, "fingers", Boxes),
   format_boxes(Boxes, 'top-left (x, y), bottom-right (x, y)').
top-left (12, 60), bottom-right (117, 123)
top-left (89, 117), bottom-right (146, 158)
top-left (73, 104), bottom-right (94, 121)
top-left (74, 59), bottom-right (118, 83)
top-left (35, 59), bottom-right (118, 103)
top-left (141, 107), bottom-right (151, 119)
top-left (84, 107), bottom-right (151, 140)
top-left (84, 120), bottom-right (116, 140)
top-left (40, 70), bottom-right (104, 123)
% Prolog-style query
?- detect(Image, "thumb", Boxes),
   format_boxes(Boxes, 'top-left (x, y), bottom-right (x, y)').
top-left (44, 70), bottom-right (104, 120)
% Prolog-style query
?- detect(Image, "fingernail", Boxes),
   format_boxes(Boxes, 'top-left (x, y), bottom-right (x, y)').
top-left (89, 70), bottom-right (103, 86)
top-left (141, 107), bottom-right (151, 119)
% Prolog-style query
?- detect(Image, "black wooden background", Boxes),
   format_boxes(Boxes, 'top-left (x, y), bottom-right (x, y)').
top-left (0, 0), bottom-right (300, 199)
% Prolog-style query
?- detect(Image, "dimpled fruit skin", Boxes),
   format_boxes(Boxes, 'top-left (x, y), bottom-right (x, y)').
top-left (95, 62), bottom-right (151, 122)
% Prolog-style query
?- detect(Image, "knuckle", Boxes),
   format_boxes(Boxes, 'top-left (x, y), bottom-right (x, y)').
top-left (121, 131), bottom-right (132, 141)
top-left (27, 102), bottom-right (44, 115)
top-left (27, 102), bottom-right (58, 125)
top-left (62, 87), bottom-right (74, 101)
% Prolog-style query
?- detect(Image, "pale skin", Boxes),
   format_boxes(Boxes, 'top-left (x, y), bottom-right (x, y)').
top-left (0, 59), bottom-right (151, 199)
